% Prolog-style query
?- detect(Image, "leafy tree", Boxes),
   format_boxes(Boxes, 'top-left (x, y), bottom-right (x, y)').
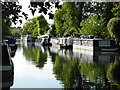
top-left (54, 9), bottom-right (65, 37)
top-left (62, 2), bottom-right (80, 36)
top-left (83, 2), bottom-right (114, 22)
top-left (80, 15), bottom-right (108, 38)
top-left (107, 18), bottom-right (120, 42)
top-left (49, 24), bottom-right (57, 37)
top-left (1, 1), bottom-right (61, 38)
top-left (22, 14), bottom-right (49, 36)
top-left (22, 18), bottom-right (38, 36)
top-left (10, 27), bottom-right (21, 38)
top-left (2, 1), bottom-right (28, 38)
top-left (2, 17), bottom-right (11, 37)
top-left (29, 1), bottom-right (62, 19)
top-left (112, 2), bottom-right (120, 18)
top-left (54, 2), bottom-right (80, 37)
top-left (36, 15), bottom-right (49, 35)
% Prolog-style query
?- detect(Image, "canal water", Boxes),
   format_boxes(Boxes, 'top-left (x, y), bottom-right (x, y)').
top-left (11, 43), bottom-right (120, 89)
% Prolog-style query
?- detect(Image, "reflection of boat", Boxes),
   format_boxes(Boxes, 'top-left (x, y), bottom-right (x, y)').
top-left (1, 42), bottom-right (14, 89)
top-left (50, 46), bottom-right (118, 63)
top-left (73, 49), bottom-right (118, 63)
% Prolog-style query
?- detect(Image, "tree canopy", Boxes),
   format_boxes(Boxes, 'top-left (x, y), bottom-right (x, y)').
top-left (107, 18), bottom-right (120, 42)
top-left (80, 15), bottom-right (108, 38)
top-left (21, 14), bottom-right (49, 36)
top-left (2, 1), bottom-right (120, 40)
top-left (54, 2), bottom-right (80, 37)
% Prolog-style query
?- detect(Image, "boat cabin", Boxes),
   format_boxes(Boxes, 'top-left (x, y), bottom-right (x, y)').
top-left (35, 35), bottom-right (51, 46)
top-left (58, 37), bottom-right (73, 49)
top-left (73, 35), bottom-right (118, 52)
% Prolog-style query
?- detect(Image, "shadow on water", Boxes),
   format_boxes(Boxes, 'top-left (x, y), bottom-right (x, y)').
top-left (13, 42), bottom-right (120, 89)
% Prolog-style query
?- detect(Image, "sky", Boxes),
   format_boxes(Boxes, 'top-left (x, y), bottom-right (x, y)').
top-left (12, 0), bottom-right (57, 27)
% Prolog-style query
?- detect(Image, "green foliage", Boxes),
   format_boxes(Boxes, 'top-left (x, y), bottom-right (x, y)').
top-left (2, 17), bottom-right (11, 37)
top-left (112, 2), bottom-right (120, 18)
top-left (22, 18), bottom-right (38, 36)
top-left (53, 56), bottom-right (82, 88)
top-left (22, 14), bottom-right (49, 36)
top-left (36, 15), bottom-right (49, 35)
top-left (80, 15), bottom-right (108, 38)
top-left (79, 63), bottom-right (106, 84)
top-left (10, 27), bottom-right (21, 38)
top-left (2, 2), bottom-right (27, 38)
top-left (22, 46), bottom-right (47, 68)
top-left (54, 2), bottom-right (80, 37)
top-left (54, 9), bottom-right (65, 37)
top-left (107, 18), bottom-right (120, 42)
top-left (49, 24), bottom-right (57, 37)
top-left (107, 61), bottom-right (120, 85)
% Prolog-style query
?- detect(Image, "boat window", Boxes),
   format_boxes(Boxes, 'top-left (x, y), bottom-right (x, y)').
top-left (99, 40), bottom-right (110, 47)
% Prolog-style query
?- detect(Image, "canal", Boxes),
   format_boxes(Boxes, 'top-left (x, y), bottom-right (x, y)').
top-left (10, 43), bottom-right (120, 89)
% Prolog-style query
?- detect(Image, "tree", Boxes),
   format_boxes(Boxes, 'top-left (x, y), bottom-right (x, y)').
top-left (80, 15), bottom-right (108, 38)
top-left (1, 1), bottom-right (61, 38)
top-left (10, 27), bottom-right (21, 38)
top-left (36, 15), bottom-right (49, 35)
top-left (2, 1), bottom-right (28, 38)
top-left (54, 2), bottom-right (80, 37)
top-left (29, 1), bottom-right (62, 19)
top-left (107, 18), bottom-right (120, 42)
top-left (54, 9), bottom-right (65, 37)
top-left (22, 18), bottom-right (38, 36)
top-left (21, 14), bottom-right (49, 36)
top-left (49, 24), bottom-right (57, 37)
top-left (112, 2), bottom-right (120, 18)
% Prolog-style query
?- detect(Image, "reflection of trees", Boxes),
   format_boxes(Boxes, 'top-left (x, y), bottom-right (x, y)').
top-left (22, 45), bottom-right (47, 68)
top-left (79, 62), bottom-right (109, 89)
top-left (53, 55), bottom-right (83, 89)
top-left (107, 61), bottom-right (120, 89)
top-left (53, 54), bottom-right (115, 89)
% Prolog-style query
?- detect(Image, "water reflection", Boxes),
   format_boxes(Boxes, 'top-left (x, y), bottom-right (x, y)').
top-left (50, 47), bottom-right (120, 89)
top-left (22, 44), bottom-right (47, 68)
top-left (12, 43), bottom-right (63, 88)
top-left (11, 43), bottom-right (120, 89)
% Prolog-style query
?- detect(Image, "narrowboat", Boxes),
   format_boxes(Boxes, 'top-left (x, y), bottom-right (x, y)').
top-left (73, 35), bottom-right (119, 52)
top-left (0, 42), bottom-right (14, 89)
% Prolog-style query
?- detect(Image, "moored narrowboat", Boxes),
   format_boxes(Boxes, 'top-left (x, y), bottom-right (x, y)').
top-left (73, 35), bottom-right (119, 52)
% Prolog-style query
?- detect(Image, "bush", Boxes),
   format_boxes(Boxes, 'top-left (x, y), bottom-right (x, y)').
top-left (107, 18), bottom-right (120, 42)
